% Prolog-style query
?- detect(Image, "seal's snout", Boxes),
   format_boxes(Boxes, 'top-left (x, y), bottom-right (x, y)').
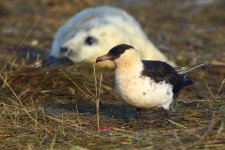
top-left (41, 55), bottom-right (73, 66)
top-left (60, 47), bottom-right (69, 53)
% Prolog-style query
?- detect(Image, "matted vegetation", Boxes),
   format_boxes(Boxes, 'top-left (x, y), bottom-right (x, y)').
top-left (0, 0), bottom-right (224, 149)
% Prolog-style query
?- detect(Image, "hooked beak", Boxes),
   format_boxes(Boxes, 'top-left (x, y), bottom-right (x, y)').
top-left (96, 54), bottom-right (113, 63)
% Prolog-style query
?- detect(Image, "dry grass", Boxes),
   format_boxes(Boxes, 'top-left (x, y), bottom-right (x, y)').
top-left (0, 0), bottom-right (225, 149)
top-left (0, 48), bottom-right (224, 150)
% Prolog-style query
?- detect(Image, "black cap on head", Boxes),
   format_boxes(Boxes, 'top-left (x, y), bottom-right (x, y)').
top-left (107, 44), bottom-right (133, 59)
top-left (96, 44), bottom-right (133, 63)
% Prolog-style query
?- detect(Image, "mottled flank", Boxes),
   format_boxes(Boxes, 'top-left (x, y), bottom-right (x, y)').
top-left (141, 60), bottom-right (184, 94)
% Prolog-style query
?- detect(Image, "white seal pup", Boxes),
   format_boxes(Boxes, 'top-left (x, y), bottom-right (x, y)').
top-left (49, 6), bottom-right (174, 68)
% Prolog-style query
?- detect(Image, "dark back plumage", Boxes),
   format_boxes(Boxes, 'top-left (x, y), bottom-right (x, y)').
top-left (141, 61), bottom-right (193, 95)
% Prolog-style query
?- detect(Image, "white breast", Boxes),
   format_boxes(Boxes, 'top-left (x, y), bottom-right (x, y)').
top-left (115, 71), bottom-right (174, 110)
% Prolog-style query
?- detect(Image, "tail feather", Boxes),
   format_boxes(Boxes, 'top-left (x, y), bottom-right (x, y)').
top-left (176, 64), bottom-right (204, 74)
top-left (179, 74), bottom-right (193, 86)
top-left (176, 64), bottom-right (204, 86)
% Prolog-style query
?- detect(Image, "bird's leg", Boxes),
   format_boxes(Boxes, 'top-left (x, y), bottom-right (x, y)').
top-left (163, 109), bottom-right (171, 124)
top-left (135, 108), bottom-right (141, 138)
top-left (163, 109), bottom-right (169, 119)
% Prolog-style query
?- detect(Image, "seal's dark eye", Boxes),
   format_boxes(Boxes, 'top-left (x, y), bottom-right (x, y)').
top-left (84, 36), bottom-right (98, 45)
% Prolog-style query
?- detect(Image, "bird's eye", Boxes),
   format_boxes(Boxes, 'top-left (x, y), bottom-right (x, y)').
top-left (84, 36), bottom-right (98, 45)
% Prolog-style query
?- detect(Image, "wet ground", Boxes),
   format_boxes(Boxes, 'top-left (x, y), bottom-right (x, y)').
top-left (0, 0), bottom-right (224, 149)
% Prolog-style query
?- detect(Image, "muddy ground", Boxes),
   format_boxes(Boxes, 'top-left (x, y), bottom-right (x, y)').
top-left (0, 0), bottom-right (224, 149)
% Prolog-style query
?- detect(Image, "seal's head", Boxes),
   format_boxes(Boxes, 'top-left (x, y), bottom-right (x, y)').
top-left (51, 24), bottom-right (129, 68)
top-left (44, 6), bottom-right (173, 68)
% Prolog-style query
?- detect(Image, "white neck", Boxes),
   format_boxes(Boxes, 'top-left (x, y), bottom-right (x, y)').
top-left (114, 50), bottom-right (143, 76)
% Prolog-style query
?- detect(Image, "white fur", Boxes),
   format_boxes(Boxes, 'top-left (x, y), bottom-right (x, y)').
top-left (51, 6), bottom-right (174, 68)
top-left (114, 49), bottom-right (174, 110)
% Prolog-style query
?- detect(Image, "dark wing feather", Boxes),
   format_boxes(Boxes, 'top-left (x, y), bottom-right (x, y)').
top-left (141, 60), bottom-right (183, 94)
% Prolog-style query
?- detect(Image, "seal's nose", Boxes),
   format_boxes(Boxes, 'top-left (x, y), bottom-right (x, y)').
top-left (41, 55), bottom-right (73, 66)
top-left (60, 47), bottom-right (69, 53)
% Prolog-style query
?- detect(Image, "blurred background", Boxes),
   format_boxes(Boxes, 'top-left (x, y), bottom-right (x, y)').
top-left (0, 0), bottom-right (224, 62)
